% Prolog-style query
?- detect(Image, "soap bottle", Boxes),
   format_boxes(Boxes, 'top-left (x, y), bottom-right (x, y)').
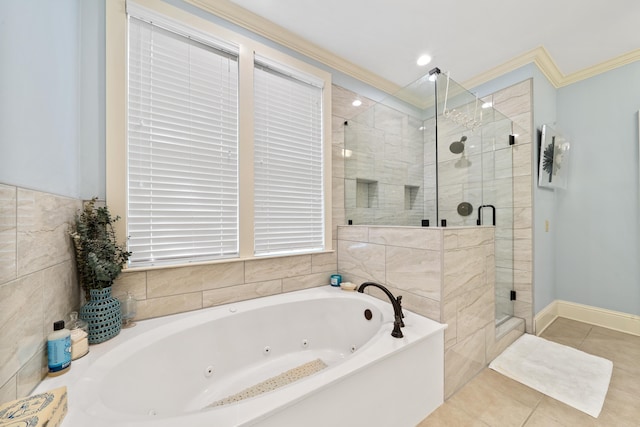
top-left (47, 320), bottom-right (71, 375)
top-left (67, 311), bottom-right (89, 360)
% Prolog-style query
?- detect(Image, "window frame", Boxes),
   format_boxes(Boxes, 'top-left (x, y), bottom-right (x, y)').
top-left (106, 0), bottom-right (332, 269)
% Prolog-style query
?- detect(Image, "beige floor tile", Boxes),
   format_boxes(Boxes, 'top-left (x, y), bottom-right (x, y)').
top-left (523, 410), bottom-right (571, 427)
top-left (608, 366), bottom-right (640, 397)
top-left (416, 402), bottom-right (490, 427)
top-left (447, 373), bottom-right (534, 427)
top-left (418, 318), bottom-right (640, 427)
top-left (529, 396), bottom-right (597, 426)
top-left (475, 369), bottom-right (543, 408)
top-left (579, 329), bottom-right (640, 376)
top-left (588, 325), bottom-right (640, 347)
top-left (539, 317), bottom-right (592, 348)
top-left (595, 387), bottom-right (640, 427)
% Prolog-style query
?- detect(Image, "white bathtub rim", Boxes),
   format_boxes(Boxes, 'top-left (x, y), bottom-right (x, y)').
top-left (33, 286), bottom-right (446, 427)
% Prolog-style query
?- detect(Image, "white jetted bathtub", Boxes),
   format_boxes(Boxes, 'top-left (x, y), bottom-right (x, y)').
top-left (34, 286), bottom-right (446, 426)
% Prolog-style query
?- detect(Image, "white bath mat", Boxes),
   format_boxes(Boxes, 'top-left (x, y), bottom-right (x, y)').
top-left (489, 334), bottom-right (612, 418)
top-left (207, 358), bottom-right (327, 408)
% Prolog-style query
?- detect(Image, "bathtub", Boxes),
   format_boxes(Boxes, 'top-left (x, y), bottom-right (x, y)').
top-left (34, 286), bottom-right (446, 426)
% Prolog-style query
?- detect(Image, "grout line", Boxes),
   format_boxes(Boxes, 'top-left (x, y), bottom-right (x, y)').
top-left (576, 325), bottom-right (594, 349)
top-left (520, 398), bottom-right (544, 427)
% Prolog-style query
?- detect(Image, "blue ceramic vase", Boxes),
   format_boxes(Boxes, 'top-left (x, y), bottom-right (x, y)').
top-left (80, 286), bottom-right (122, 344)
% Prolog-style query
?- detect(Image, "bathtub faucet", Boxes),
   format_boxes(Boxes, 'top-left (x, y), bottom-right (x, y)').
top-left (357, 282), bottom-right (404, 339)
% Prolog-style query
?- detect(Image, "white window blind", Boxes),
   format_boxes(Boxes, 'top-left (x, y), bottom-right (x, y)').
top-left (127, 16), bottom-right (239, 266)
top-left (253, 60), bottom-right (324, 256)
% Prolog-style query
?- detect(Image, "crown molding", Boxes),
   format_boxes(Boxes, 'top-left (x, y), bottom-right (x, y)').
top-left (462, 46), bottom-right (563, 89)
top-left (185, 0), bottom-right (401, 95)
top-left (465, 46), bottom-right (640, 89)
top-left (185, 0), bottom-right (638, 93)
top-left (560, 48), bottom-right (640, 86)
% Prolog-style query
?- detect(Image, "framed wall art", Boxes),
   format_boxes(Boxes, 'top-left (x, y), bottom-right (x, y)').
top-left (538, 124), bottom-right (571, 189)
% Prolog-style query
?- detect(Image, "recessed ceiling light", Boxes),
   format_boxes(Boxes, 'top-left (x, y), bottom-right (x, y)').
top-left (416, 54), bottom-right (432, 66)
top-left (352, 99), bottom-right (362, 107)
top-left (482, 102), bottom-right (493, 109)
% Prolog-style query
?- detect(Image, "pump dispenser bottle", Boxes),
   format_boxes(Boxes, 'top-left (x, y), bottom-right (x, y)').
top-left (47, 320), bottom-right (71, 375)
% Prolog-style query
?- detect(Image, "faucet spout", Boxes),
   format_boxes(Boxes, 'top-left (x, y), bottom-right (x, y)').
top-left (357, 282), bottom-right (404, 338)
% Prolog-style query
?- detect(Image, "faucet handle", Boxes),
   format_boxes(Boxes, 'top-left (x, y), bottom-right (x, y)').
top-left (396, 295), bottom-right (405, 327)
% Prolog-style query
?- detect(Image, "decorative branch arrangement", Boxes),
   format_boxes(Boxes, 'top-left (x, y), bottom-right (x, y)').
top-left (70, 198), bottom-right (131, 299)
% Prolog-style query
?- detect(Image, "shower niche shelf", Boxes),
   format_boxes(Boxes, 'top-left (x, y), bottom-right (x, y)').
top-left (356, 179), bottom-right (378, 208)
top-left (404, 185), bottom-right (420, 210)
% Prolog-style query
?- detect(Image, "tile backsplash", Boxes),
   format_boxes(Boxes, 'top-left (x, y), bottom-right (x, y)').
top-left (0, 185), bottom-right (81, 401)
top-left (112, 252), bottom-right (337, 321)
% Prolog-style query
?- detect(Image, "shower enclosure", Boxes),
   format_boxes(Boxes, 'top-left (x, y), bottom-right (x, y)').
top-left (344, 70), bottom-right (515, 325)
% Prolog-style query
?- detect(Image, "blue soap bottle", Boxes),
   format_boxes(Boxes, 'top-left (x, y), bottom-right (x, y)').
top-left (47, 320), bottom-right (71, 376)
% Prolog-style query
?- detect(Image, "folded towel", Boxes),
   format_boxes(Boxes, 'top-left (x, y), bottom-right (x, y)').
top-left (0, 386), bottom-right (67, 427)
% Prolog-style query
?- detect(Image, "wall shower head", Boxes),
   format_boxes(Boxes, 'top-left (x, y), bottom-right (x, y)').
top-left (449, 135), bottom-right (467, 154)
top-left (455, 152), bottom-right (472, 168)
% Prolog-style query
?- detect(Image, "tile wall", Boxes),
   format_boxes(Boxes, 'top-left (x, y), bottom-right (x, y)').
top-left (336, 225), bottom-right (523, 397)
top-left (0, 185), bottom-right (81, 402)
top-left (343, 102), bottom-right (425, 225)
top-left (112, 252), bottom-right (337, 320)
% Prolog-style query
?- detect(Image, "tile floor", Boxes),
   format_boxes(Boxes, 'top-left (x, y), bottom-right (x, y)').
top-left (418, 317), bottom-right (640, 426)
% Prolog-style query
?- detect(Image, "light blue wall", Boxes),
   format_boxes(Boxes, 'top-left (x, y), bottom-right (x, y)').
top-left (0, 0), bottom-right (105, 200)
top-left (530, 67), bottom-right (558, 314)
top-left (77, 0), bottom-right (106, 200)
top-left (555, 61), bottom-right (640, 315)
top-left (0, 0), bottom-right (80, 198)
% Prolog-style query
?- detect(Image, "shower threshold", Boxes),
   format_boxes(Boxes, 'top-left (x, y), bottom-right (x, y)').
top-left (495, 317), bottom-right (525, 341)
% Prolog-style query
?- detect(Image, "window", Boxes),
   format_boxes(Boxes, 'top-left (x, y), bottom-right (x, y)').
top-left (114, 2), bottom-right (331, 268)
top-left (127, 16), bottom-right (239, 266)
top-left (253, 60), bottom-right (324, 256)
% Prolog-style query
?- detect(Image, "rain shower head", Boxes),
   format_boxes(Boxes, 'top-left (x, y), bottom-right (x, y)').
top-left (449, 135), bottom-right (467, 154)
top-left (455, 153), bottom-right (472, 168)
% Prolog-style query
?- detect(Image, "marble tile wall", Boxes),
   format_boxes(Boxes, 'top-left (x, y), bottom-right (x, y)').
top-left (336, 225), bottom-right (521, 398)
top-left (343, 96), bottom-right (425, 226)
top-left (112, 252), bottom-right (337, 320)
top-left (0, 185), bottom-right (82, 401)
top-left (336, 225), bottom-right (444, 322)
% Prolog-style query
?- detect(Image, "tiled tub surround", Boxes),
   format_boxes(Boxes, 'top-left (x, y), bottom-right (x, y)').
top-left (0, 186), bottom-right (337, 404)
top-left (337, 225), bottom-right (523, 398)
top-left (111, 252), bottom-right (337, 321)
top-left (0, 184), bottom-right (82, 402)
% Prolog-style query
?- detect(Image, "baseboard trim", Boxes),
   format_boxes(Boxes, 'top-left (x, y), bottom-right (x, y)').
top-left (534, 301), bottom-right (559, 335)
top-left (535, 300), bottom-right (640, 337)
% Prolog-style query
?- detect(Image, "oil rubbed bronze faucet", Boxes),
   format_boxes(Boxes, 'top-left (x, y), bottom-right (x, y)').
top-left (357, 282), bottom-right (405, 338)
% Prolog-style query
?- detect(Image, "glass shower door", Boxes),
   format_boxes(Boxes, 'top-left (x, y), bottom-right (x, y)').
top-left (434, 73), bottom-right (515, 324)
top-left (481, 109), bottom-right (515, 324)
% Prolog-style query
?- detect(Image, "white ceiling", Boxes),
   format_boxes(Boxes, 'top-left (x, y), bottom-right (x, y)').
top-left (227, 0), bottom-right (640, 88)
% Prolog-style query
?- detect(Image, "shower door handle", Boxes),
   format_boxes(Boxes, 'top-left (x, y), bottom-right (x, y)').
top-left (477, 204), bottom-right (496, 226)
